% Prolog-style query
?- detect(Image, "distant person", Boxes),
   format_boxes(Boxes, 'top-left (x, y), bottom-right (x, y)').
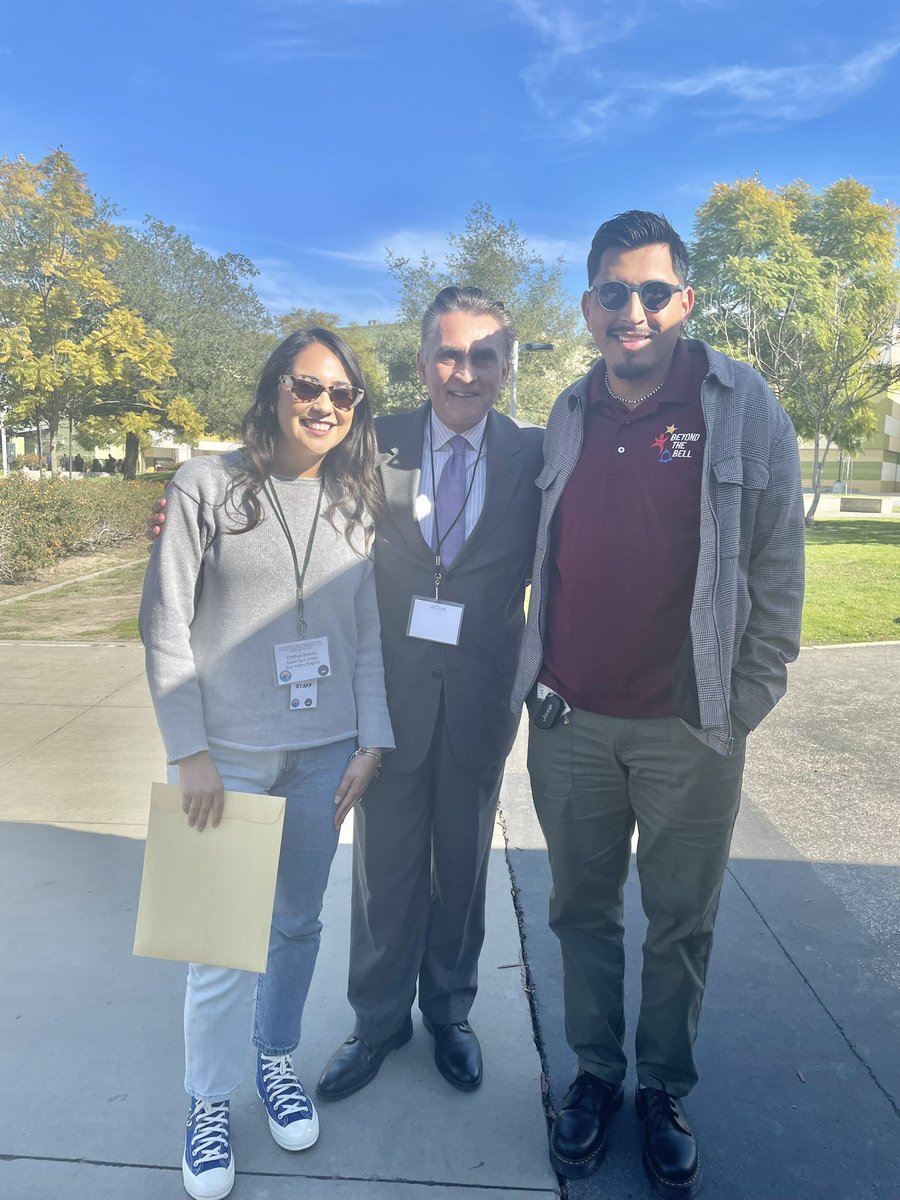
top-left (90, 457), bottom-right (102, 474)
top-left (104, 455), bottom-right (116, 474)
top-left (73, 454), bottom-right (85, 473)
top-left (512, 211), bottom-right (805, 1196)
top-left (140, 327), bottom-right (393, 1200)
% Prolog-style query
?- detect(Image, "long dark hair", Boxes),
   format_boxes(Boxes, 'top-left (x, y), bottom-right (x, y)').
top-left (227, 327), bottom-right (382, 546)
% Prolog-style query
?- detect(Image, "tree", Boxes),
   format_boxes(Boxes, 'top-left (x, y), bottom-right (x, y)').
top-left (74, 307), bottom-right (205, 477)
top-left (691, 178), bottom-right (900, 523)
top-left (276, 308), bottom-right (341, 336)
top-left (385, 202), bottom-right (591, 424)
top-left (276, 307), bottom-right (389, 412)
top-left (108, 218), bottom-right (274, 437)
top-left (0, 151), bottom-right (204, 476)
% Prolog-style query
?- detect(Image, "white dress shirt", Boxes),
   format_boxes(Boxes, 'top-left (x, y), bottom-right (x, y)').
top-left (416, 408), bottom-right (488, 551)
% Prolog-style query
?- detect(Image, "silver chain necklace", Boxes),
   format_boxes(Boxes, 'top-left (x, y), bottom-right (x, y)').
top-left (604, 371), bottom-right (665, 408)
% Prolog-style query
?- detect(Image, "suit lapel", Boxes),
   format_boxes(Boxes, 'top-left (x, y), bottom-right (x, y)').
top-left (378, 406), bottom-right (434, 559)
top-left (449, 409), bottom-right (524, 567)
top-left (378, 406), bottom-right (528, 567)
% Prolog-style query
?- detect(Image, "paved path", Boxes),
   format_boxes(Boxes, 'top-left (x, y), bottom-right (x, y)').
top-left (0, 642), bottom-right (555, 1200)
top-left (1, 640), bottom-right (899, 1199)
top-left (502, 642), bottom-right (900, 1200)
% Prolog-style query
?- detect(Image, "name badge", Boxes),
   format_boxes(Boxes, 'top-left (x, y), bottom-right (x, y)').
top-left (274, 636), bottom-right (331, 684)
top-left (407, 596), bottom-right (464, 646)
top-left (290, 681), bottom-right (318, 710)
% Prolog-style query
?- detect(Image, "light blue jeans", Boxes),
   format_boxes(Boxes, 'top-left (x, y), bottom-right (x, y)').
top-left (169, 739), bottom-right (352, 1101)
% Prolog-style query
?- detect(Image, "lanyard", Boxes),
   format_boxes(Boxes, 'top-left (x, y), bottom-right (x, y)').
top-left (428, 422), bottom-right (484, 599)
top-left (262, 477), bottom-right (325, 637)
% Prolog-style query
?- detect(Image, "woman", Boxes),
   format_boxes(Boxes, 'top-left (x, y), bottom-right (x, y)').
top-left (139, 328), bottom-right (393, 1200)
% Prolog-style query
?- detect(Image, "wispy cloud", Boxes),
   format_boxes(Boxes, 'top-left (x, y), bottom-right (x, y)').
top-left (252, 255), bottom-right (397, 321)
top-left (231, 0), bottom-right (399, 65)
top-left (507, 7), bottom-right (900, 142)
top-left (303, 223), bottom-right (585, 272)
top-left (503, 0), bottom-right (645, 118)
top-left (526, 235), bottom-right (584, 264)
top-left (503, 0), bottom-right (626, 58)
top-left (652, 37), bottom-right (900, 124)
top-left (307, 228), bottom-right (452, 271)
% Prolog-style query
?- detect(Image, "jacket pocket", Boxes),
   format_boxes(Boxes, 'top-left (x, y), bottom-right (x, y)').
top-left (536, 464), bottom-right (560, 491)
top-left (711, 455), bottom-right (770, 558)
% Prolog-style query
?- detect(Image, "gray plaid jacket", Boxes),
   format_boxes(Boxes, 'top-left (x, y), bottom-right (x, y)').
top-left (511, 339), bottom-right (805, 756)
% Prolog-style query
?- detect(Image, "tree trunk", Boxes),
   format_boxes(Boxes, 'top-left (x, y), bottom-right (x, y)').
top-left (805, 490), bottom-right (822, 526)
top-left (806, 436), bottom-right (822, 528)
top-left (807, 432), bottom-right (837, 527)
top-left (123, 431), bottom-right (140, 480)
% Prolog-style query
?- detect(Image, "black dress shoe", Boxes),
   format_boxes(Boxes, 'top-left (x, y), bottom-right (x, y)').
top-left (315, 1017), bottom-right (413, 1101)
top-left (636, 1086), bottom-right (701, 1199)
top-left (549, 1070), bottom-right (624, 1178)
top-left (423, 1018), bottom-right (483, 1091)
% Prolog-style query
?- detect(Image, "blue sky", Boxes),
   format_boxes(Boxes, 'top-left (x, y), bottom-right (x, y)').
top-left (2, 0), bottom-right (898, 324)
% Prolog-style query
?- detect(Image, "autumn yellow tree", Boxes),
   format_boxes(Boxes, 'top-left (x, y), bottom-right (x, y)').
top-left (0, 149), bottom-right (203, 476)
top-left (692, 178), bottom-right (900, 522)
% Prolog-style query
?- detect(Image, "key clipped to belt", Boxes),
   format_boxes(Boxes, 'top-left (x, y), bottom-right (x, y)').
top-left (533, 683), bottom-right (572, 729)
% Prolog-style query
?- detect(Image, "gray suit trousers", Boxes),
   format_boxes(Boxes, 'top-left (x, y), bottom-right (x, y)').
top-left (349, 693), bottom-right (504, 1042)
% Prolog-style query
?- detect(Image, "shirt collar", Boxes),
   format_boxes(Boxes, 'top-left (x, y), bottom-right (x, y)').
top-left (429, 407), bottom-right (488, 452)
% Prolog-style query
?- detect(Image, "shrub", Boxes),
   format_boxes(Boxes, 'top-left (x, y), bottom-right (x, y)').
top-left (0, 475), bottom-right (163, 583)
top-left (10, 453), bottom-right (43, 471)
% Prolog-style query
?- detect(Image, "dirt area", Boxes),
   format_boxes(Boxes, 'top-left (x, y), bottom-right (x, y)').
top-left (0, 542), bottom-right (149, 601)
top-left (0, 545), bottom-right (148, 641)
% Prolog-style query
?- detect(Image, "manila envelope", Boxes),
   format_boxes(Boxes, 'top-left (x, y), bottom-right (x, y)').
top-left (133, 783), bottom-right (286, 973)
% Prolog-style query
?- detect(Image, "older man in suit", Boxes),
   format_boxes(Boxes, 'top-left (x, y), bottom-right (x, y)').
top-left (316, 286), bottom-right (543, 1099)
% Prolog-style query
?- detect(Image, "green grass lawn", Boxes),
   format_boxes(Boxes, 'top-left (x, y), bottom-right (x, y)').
top-left (0, 519), bottom-right (897, 647)
top-left (802, 519), bottom-right (900, 645)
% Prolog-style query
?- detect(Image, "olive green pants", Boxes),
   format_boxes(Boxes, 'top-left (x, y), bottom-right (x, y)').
top-left (528, 707), bottom-right (745, 1097)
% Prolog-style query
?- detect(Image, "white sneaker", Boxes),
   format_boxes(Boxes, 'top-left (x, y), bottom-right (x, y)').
top-left (256, 1051), bottom-right (320, 1151)
top-left (182, 1098), bottom-right (234, 1200)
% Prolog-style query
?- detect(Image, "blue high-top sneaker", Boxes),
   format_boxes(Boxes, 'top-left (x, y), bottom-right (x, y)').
top-left (182, 1097), bottom-right (234, 1200)
top-left (256, 1051), bottom-right (320, 1151)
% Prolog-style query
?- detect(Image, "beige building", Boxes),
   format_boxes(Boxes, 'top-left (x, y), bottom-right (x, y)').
top-left (798, 330), bottom-right (900, 495)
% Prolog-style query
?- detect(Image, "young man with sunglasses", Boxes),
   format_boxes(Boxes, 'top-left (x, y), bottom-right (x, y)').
top-left (512, 211), bottom-right (804, 1197)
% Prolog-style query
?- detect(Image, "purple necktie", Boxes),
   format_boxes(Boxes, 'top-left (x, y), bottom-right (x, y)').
top-left (433, 435), bottom-right (468, 567)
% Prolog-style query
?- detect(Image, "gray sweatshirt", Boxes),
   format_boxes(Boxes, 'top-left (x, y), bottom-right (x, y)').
top-left (139, 452), bottom-right (394, 763)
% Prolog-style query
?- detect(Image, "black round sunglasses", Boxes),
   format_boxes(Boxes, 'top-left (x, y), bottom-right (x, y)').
top-left (589, 280), bottom-right (684, 313)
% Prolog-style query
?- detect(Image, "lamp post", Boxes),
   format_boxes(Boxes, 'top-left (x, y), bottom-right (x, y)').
top-left (509, 340), bottom-right (554, 419)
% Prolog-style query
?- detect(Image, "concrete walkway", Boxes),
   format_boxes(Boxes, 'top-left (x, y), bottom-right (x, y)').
top-left (1, 640), bottom-right (899, 1199)
top-left (502, 642), bottom-right (900, 1200)
top-left (0, 642), bottom-right (555, 1200)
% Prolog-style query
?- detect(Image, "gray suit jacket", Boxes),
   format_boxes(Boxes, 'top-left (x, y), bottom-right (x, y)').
top-left (373, 405), bottom-right (543, 773)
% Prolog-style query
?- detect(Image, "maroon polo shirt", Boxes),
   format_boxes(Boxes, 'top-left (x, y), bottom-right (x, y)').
top-left (540, 339), bottom-right (708, 718)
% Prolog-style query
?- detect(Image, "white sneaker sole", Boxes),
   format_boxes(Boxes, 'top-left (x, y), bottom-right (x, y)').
top-left (258, 1091), bottom-right (320, 1151)
top-left (181, 1152), bottom-right (234, 1200)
